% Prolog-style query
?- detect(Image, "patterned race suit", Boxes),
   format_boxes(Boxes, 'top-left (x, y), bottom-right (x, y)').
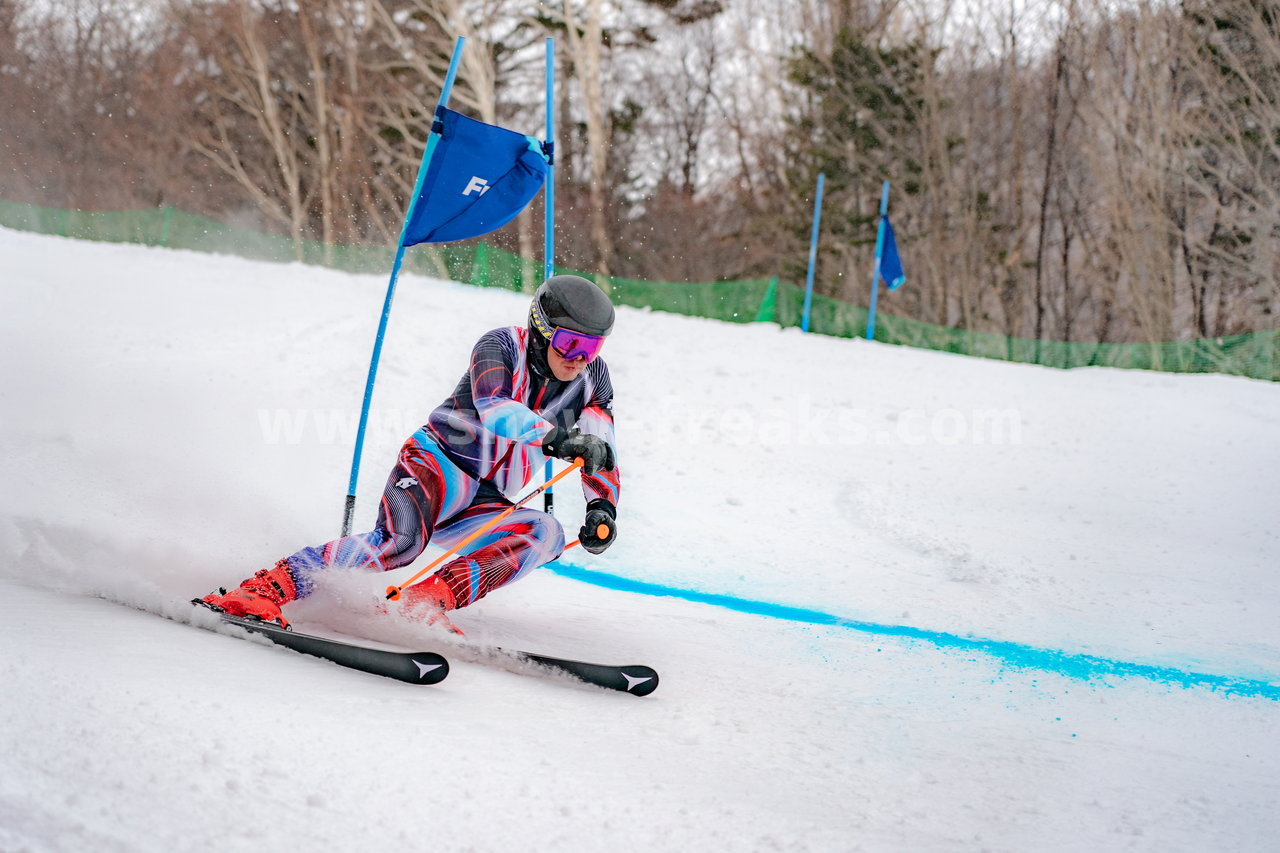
top-left (285, 325), bottom-right (620, 608)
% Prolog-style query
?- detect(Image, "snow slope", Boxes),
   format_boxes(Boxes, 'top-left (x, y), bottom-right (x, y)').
top-left (1, 227), bottom-right (1278, 852)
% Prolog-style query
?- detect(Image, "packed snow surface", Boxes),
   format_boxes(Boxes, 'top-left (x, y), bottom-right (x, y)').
top-left (1, 228), bottom-right (1278, 852)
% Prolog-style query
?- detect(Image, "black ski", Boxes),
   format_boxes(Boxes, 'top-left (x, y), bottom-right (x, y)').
top-left (502, 649), bottom-right (659, 696)
top-left (189, 602), bottom-right (652, 693)
top-left (204, 608), bottom-right (449, 685)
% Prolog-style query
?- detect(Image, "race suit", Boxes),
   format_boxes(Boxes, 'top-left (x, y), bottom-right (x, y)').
top-left (284, 325), bottom-right (620, 608)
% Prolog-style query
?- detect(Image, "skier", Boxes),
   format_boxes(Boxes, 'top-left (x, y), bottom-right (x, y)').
top-left (198, 274), bottom-right (620, 629)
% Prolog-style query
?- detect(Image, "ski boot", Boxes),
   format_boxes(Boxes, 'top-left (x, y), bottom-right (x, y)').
top-left (197, 559), bottom-right (298, 629)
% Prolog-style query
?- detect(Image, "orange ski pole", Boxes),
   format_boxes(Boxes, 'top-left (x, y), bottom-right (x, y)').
top-left (385, 458), bottom-right (584, 601)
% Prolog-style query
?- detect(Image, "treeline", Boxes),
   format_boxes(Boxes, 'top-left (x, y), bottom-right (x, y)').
top-left (2, 0), bottom-right (1277, 343)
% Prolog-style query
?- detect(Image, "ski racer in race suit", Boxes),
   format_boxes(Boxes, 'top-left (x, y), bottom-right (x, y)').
top-left (198, 275), bottom-right (621, 628)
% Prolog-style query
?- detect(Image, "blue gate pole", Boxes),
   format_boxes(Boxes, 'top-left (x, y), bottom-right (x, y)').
top-left (865, 181), bottom-right (891, 341)
top-left (343, 36), bottom-right (466, 536)
top-left (543, 37), bottom-right (559, 516)
top-left (801, 172), bottom-right (825, 333)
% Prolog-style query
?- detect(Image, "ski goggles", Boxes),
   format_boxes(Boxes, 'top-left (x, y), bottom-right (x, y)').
top-left (548, 327), bottom-right (607, 363)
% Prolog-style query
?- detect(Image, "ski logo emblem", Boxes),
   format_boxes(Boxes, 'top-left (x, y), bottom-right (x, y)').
top-left (413, 659), bottom-right (443, 680)
top-left (463, 176), bottom-right (491, 197)
top-left (396, 477), bottom-right (418, 490)
top-left (621, 672), bottom-right (653, 692)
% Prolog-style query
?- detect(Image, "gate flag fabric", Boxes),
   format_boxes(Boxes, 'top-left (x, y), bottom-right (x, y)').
top-left (878, 216), bottom-right (906, 291)
top-left (401, 108), bottom-right (550, 247)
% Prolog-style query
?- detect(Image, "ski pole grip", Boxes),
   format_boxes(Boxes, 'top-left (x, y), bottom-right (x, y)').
top-left (597, 523), bottom-right (610, 539)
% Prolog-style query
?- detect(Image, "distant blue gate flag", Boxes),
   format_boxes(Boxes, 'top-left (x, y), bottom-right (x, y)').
top-left (878, 217), bottom-right (906, 291)
top-left (866, 181), bottom-right (905, 341)
top-left (401, 107), bottom-right (549, 246)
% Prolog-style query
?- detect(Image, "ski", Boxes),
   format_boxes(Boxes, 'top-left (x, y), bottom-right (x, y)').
top-left (189, 602), bottom-right (652, 693)
top-left (201, 606), bottom-right (449, 685)
top-left (501, 649), bottom-right (659, 696)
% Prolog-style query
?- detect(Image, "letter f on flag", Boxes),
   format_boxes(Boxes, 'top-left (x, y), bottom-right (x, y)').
top-left (400, 108), bottom-right (549, 247)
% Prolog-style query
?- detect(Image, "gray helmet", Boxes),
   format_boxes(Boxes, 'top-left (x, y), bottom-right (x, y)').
top-left (529, 275), bottom-right (615, 340)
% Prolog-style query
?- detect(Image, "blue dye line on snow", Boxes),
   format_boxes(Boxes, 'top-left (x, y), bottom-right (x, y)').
top-left (544, 561), bottom-right (1280, 702)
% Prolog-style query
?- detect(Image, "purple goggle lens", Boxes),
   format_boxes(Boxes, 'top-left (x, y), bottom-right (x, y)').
top-left (549, 326), bottom-right (606, 362)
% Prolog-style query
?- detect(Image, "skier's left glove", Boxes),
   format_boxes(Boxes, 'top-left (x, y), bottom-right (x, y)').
top-left (579, 499), bottom-right (617, 555)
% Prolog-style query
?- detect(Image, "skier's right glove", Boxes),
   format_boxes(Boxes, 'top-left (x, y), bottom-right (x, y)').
top-left (542, 427), bottom-right (615, 475)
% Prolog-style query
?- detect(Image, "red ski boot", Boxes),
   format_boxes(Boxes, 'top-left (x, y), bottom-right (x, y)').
top-left (397, 575), bottom-right (464, 635)
top-left (200, 560), bottom-right (298, 628)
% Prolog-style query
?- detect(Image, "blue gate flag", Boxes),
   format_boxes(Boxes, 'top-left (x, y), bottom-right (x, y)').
top-left (878, 217), bottom-right (906, 291)
top-left (401, 107), bottom-right (549, 247)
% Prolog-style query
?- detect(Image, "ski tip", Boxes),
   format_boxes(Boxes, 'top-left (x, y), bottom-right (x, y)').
top-left (410, 655), bottom-right (450, 684)
top-left (620, 667), bottom-right (659, 697)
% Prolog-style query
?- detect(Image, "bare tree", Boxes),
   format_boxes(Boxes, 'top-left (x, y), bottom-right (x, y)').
top-left (559, 0), bottom-right (615, 278)
top-left (0, 0), bottom-right (190, 210)
top-left (1179, 0), bottom-right (1280, 336)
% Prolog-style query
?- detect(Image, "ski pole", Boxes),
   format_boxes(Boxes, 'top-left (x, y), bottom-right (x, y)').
top-left (385, 458), bottom-right (584, 601)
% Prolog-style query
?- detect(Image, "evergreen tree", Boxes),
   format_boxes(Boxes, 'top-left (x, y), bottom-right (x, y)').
top-left (784, 27), bottom-right (929, 295)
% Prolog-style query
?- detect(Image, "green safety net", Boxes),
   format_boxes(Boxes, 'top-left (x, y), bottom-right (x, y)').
top-left (2, 200), bottom-right (1274, 381)
top-left (758, 277), bottom-right (1278, 380)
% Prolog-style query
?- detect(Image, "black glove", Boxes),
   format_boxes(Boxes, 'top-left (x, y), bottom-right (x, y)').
top-left (542, 427), bottom-right (616, 475)
top-left (580, 499), bottom-right (617, 555)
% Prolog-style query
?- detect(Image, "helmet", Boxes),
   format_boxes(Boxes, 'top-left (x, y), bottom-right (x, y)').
top-left (529, 275), bottom-right (615, 340)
